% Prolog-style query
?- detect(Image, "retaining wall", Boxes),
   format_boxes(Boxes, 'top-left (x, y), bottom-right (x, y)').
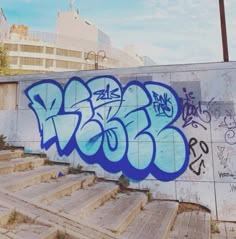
top-left (1, 62), bottom-right (236, 221)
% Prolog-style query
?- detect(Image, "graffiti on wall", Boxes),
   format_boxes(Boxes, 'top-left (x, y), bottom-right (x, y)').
top-left (219, 110), bottom-right (236, 145)
top-left (180, 87), bottom-right (214, 130)
top-left (25, 76), bottom-right (189, 182)
top-left (188, 137), bottom-right (209, 176)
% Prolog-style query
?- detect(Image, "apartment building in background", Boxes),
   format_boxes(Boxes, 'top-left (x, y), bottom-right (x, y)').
top-left (0, 7), bottom-right (145, 73)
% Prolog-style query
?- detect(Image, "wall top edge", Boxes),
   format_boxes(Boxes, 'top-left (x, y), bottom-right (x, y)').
top-left (0, 61), bottom-right (236, 82)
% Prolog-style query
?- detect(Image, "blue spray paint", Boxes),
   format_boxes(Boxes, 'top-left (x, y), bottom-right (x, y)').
top-left (25, 76), bottom-right (189, 182)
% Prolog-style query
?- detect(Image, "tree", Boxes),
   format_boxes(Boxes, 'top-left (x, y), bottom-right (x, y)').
top-left (0, 45), bottom-right (9, 75)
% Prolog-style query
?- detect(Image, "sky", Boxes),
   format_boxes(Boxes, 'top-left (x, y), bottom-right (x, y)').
top-left (1, 0), bottom-right (236, 65)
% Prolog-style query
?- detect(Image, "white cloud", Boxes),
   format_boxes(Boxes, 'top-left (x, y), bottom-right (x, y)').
top-left (117, 0), bottom-right (236, 63)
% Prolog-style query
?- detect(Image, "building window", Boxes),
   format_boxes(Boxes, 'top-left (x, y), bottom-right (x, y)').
top-left (68, 61), bottom-right (82, 69)
top-left (4, 43), bottom-right (18, 51)
top-left (56, 48), bottom-right (82, 58)
top-left (46, 47), bottom-right (54, 54)
top-left (56, 60), bottom-right (67, 68)
top-left (20, 57), bottom-right (43, 66)
top-left (67, 49), bottom-right (82, 58)
top-left (20, 45), bottom-right (43, 53)
top-left (9, 56), bottom-right (18, 65)
top-left (46, 59), bottom-right (53, 68)
top-left (56, 60), bottom-right (82, 69)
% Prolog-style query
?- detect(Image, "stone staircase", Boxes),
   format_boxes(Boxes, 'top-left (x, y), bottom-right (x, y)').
top-left (0, 149), bottom-right (211, 239)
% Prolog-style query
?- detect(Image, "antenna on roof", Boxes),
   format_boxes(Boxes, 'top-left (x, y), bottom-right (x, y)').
top-left (69, 0), bottom-right (75, 11)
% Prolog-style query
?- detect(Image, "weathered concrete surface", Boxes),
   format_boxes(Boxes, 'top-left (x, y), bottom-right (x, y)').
top-left (168, 211), bottom-right (210, 239)
top-left (0, 156), bottom-right (44, 174)
top-left (0, 165), bottom-right (69, 191)
top-left (48, 182), bottom-right (119, 216)
top-left (83, 191), bottom-right (148, 233)
top-left (0, 150), bottom-right (236, 239)
top-left (0, 150), bottom-right (182, 239)
top-left (120, 201), bottom-right (178, 239)
top-left (211, 222), bottom-right (236, 239)
top-left (14, 173), bottom-right (95, 203)
top-left (0, 150), bottom-right (23, 161)
top-left (1, 62), bottom-right (236, 221)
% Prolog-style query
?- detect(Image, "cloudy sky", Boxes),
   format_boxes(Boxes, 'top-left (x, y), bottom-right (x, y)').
top-left (1, 0), bottom-right (236, 64)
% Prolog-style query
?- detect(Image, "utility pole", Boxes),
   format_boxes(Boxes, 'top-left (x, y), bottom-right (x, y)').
top-left (219, 0), bottom-right (229, 62)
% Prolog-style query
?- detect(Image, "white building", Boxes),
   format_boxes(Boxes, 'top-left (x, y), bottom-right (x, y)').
top-left (1, 8), bottom-right (144, 73)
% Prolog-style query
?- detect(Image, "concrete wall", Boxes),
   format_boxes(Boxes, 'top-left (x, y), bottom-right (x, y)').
top-left (1, 62), bottom-right (236, 221)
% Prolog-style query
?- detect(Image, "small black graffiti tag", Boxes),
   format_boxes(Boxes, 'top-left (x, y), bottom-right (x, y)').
top-left (189, 137), bottom-right (209, 176)
top-left (181, 88), bottom-right (214, 130)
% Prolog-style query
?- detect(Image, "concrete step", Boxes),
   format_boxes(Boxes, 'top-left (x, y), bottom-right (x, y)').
top-left (168, 211), bottom-right (211, 239)
top-left (0, 165), bottom-right (68, 192)
top-left (14, 173), bottom-right (95, 204)
top-left (49, 181), bottom-right (119, 217)
top-left (0, 191), bottom-right (116, 239)
top-left (0, 150), bottom-right (23, 161)
top-left (0, 156), bottom-right (45, 174)
top-left (120, 201), bottom-right (178, 239)
top-left (83, 191), bottom-right (148, 233)
top-left (0, 208), bottom-right (59, 239)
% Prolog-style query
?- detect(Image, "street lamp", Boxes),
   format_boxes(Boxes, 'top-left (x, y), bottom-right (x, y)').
top-left (85, 50), bottom-right (107, 70)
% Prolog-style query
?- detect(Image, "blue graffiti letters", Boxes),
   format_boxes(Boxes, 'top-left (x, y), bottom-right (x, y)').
top-left (152, 91), bottom-right (173, 117)
top-left (25, 76), bottom-right (189, 182)
top-left (94, 84), bottom-right (120, 100)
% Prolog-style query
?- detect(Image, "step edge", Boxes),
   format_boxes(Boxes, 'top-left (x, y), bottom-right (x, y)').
top-left (108, 193), bottom-right (148, 233)
top-left (40, 174), bottom-right (96, 204)
top-left (3, 166), bottom-right (69, 191)
top-left (72, 185), bottom-right (120, 217)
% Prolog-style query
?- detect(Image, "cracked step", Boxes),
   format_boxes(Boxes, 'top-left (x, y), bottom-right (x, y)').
top-left (0, 157), bottom-right (45, 174)
top-left (83, 191), bottom-right (148, 233)
top-left (121, 201), bottom-right (178, 239)
top-left (14, 173), bottom-right (95, 204)
top-left (49, 181), bottom-right (119, 217)
top-left (0, 165), bottom-right (69, 192)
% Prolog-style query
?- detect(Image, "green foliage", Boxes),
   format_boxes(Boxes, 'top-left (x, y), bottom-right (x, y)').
top-left (68, 164), bottom-right (83, 174)
top-left (211, 221), bottom-right (220, 234)
top-left (146, 190), bottom-right (153, 201)
top-left (0, 134), bottom-right (7, 149)
top-left (118, 174), bottom-right (130, 189)
top-left (0, 45), bottom-right (9, 75)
